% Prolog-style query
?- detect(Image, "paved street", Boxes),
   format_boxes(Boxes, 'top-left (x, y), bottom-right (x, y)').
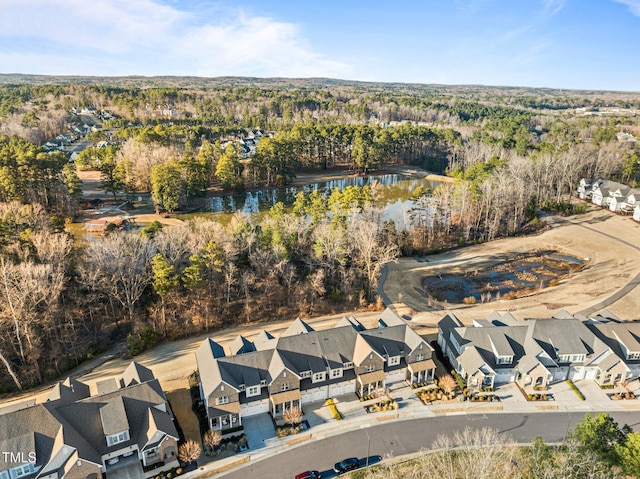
top-left (221, 411), bottom-right (640, 479)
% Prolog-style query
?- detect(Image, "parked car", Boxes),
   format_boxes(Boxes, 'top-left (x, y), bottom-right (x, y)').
top-left (333, 457), bottom-right (360, 474)
top-left (294, 472), bottom-right (321, 479)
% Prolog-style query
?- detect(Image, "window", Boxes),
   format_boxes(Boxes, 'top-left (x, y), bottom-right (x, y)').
top-left (496, 356), bottom-right (512, 365)
top-left (331, 369), bottom-right (342, 378)
top-left (366, 364), bottom-right (375, 372)
top-left (343, 362), bottom-right (354, 369)
top-left (313, 373), bottom-right (325, 382)
top-left (1, 471), bottom-right (9, 479)
top-left (217, 396), bottom-right (229, 405)
top-left (146, 448), bottom-right (158, 457)
top-left (238, 384), bottom-right (245, 391)
top-left (247, 386), bottom-right (260, 396)
top-left (300, 371), bottom-right (311, 378)
top-left (11, 464), bottom-right (34, 478)
top-left (559, 354), bottom-right (585, 363)
top-left (558, 355), bottom-right (570, 363)
top-left (388, 356), bottom-right (400, 366)
top-left (629, 352), bottom-right (640, 360)
top-left (450, 333), bottom-right (461, 354)
top-left (280, 382), bottom-right (290, 391)
top-left (415, 353), bottom-right (425, 362)
top-left (260, 379), bottom-right (267, 386)
top-left (106, 430), bottom-right (130, 447)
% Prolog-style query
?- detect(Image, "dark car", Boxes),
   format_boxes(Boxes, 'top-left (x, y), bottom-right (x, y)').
top-left (294, 472), bottom-right (321, 479)
top-left (333, 457), bottom-right (360, 474)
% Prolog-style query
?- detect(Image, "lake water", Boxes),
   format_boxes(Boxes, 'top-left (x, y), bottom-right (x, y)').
top-left (191, 173), bottom-right (445, 227)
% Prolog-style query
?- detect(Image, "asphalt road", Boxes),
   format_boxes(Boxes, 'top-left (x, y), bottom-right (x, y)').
top-left (222, 411), bottom-right (640, 479)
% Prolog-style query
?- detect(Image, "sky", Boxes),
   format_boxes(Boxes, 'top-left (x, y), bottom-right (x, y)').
top-left (0, 0), bottom-right (639, 91)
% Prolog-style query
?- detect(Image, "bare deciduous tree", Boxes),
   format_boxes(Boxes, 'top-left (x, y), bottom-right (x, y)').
top-left (283, 406), bottom-right (303, 427)
top-left (439, 375), bottom-right (457, 397)
top-left (178, 439), bottom-right (202, 463)
top-left (203, 429), bottom-right (222, 451)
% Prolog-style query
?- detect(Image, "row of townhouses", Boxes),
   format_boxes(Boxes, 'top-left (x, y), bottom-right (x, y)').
top-left (578, 178), bottom-right (640, 221)
top-left (438, 310), bottom-right (640, 390)
top-left (0, 363), bottom-right (179, 479)
top-left (195, 309), bottom-right (436, 431)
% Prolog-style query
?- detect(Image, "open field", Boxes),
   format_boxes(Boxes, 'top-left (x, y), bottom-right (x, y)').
top-left (383, 205), bottom-right (640, 328)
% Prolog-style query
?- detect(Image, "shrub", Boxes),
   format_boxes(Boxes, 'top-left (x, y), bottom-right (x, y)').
top-left (566, 379), bottom-right (586, 400)
top-left (463, 296), bottom-right (477, 304)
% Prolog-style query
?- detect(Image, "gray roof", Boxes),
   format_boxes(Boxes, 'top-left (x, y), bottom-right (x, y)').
top-left (439, 312), bottom-right (615, 376)
top-left (0, 362), bottom-right (176, 474)
top-left (588, 320), bottom-right (640, 364)
top-left (335, 315), bottom-right (365, 331)
top-left (99, 396), bottom-right (129, 435)
top-left (281, 318), bottom-right (314, 337)
top-left (120, 362), bottom-right (155, 388)
top-left (228, 336), bottom-right (256, 355)
top-left (253, 330), bottom-right (276, 350)
top-left (378, 309), bottom-right (407, 327)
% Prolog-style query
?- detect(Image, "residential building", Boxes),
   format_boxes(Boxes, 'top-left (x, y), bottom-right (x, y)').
top-left (634, 204), bottom-right (640, 222)
top-left (438, 311), bottom-right (629, 390)
top-left (196, 309), bottom-right (436, 431)
top-left (0, 362), bottom-right (179, 479)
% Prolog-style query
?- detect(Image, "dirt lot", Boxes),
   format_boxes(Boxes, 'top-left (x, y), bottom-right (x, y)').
top-left (383, 205), bottom-right (640, 328)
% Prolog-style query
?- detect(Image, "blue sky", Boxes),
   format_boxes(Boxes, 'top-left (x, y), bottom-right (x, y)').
top-left (1, 0), bottom-right (639, 91)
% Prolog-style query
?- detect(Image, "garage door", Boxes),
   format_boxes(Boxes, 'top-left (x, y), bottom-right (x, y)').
top-left (329, 380), bottom-right (355, 398)
top-left (553, 369), bottom-right (566, 382)
top-left (241, 399), bottom-right (269, 417)
top-left (494, 372), bottom-right (513, 384)
top-left (569, 367), bottom-right (585, 381)
top-left (386, 370), bottom-right (405, 384)
top-left (301, 387), bottom-right (326, 404)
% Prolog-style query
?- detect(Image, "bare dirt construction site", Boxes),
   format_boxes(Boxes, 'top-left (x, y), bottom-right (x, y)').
top-left (383, 206), bottom-right (640, 327)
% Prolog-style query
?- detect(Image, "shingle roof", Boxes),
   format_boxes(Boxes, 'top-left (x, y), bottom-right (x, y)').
top-left (281, 318), bottom-right (314, 337)
top-left (120, 362), bottom-right (155, 388)
top-left (253, 330), bottom-right (276, 350)
top-left (228, 336), bottom-right (256, 355)
top-left (99, 396), bottom-right (129, 435)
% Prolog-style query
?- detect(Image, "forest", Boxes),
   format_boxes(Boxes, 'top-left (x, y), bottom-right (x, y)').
top-left (0, 76), bottom-right (639, 392)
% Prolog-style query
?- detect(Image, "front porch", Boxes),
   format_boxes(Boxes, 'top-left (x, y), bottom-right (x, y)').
top-left (406, 359), bottom-right (437, 385)
top-left (270, 389), bottom-right (302, 418)
top-left (209, 402), bottom-right (242, 431)
top-left (357, 370), bottom-right (387, 397)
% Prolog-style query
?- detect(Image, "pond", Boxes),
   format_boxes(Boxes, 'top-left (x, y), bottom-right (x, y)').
top-left (184, 172), bottom-right (444, 227)
top-left (422, 250), bottom-right (587, 304)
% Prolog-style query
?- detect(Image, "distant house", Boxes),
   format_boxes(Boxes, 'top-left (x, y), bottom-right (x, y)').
top-left (577, 178), bottom-right (599, 200)
top-left (591, 180), bottom-right (627, 207)
top-left (634, 204), bottom-right (640, 222)
top-left (0, 362), bottom-right (179, 479)
top-left (196, 309), bottom-right (436, 431)
top-left (609, 184), bottom-right (632, 212)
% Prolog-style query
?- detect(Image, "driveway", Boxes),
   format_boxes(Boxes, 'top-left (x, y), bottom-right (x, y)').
top-left (242, 414), bottom-right (276, 450)
top-left (105, 454), bottom-right (143, 479)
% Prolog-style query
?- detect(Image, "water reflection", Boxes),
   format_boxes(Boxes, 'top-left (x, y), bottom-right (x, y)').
top-left (204, 173), bottom-right (442, 224)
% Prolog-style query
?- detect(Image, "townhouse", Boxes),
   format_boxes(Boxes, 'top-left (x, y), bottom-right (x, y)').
top-left (0, 362), bottom-right (179, 479)
top-left (579, 178), bottom-right (640, 219)
top-left (195, 309), bottom-right (436, 431)
top-left (438, 311), bottom-right (634, 390)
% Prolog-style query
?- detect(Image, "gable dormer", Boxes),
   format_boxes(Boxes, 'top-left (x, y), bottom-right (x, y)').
top-left (100, 397), bottom-right (130, 447)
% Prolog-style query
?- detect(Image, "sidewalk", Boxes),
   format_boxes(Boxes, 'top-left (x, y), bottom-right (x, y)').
top-left (184, 378), bottom-right (640, 478)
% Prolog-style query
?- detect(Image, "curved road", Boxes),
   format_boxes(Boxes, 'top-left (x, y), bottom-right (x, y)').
top-left (222, 411), bottom-right (640, 479)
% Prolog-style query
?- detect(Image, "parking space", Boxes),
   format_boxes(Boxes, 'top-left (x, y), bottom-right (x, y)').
top-left (105, 454), bottom-right (143, 479)
top-left (242, 414), bottom-right (276, 450)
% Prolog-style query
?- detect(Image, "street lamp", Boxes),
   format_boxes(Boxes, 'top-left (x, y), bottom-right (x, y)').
top-left (361, 424), bottom-right (371, 469)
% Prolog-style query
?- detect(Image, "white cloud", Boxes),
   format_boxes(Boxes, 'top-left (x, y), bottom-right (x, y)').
top-left (542, 0), bottom-right (567, 17)
top-left (612, 0), bottom-right (640, 16)
top-left (0, 0), bottom-right (352, 78)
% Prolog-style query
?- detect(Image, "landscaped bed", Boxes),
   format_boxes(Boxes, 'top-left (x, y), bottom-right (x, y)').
top-left (468, 394), bottom-right (500, 402)
top-left (364, 398), bottom-right (399, 413)
top-left (608, 391), bottom-right (637, 400)
top-left (275, 420), bottom-right (310, 437)
top-left (526, 393), bottom-right (554, 401)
